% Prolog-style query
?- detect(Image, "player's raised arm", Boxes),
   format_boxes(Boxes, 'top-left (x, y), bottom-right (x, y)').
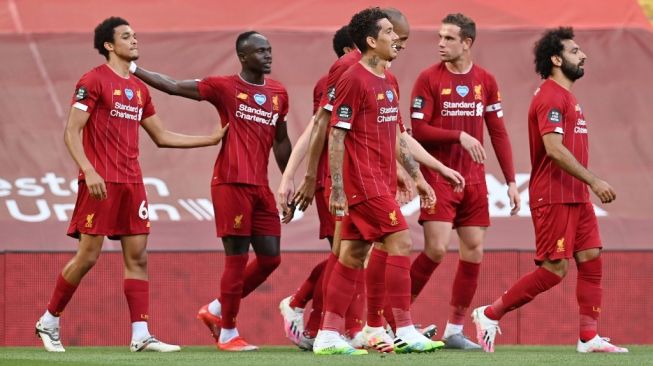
top-left (131, 62), bottom-right (202, 101)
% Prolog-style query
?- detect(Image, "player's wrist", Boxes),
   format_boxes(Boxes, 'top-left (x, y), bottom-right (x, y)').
top-left (129, 61), bottom-right (138, 73)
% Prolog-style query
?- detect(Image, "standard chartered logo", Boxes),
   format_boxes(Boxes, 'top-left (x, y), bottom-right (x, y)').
top-left (440, 101), bottom-right (484, 117)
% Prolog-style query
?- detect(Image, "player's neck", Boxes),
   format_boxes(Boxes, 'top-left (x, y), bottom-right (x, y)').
top-left (239, 71), bottom-right (265, 85)
top-left (444, 58), bottom-right (472, 74)
top-left (106, 58), bottom-right (131, 79)
top-left (549, 71), bottom-right (574, 91)
top-left (360, 54), bottom-right (387, 76)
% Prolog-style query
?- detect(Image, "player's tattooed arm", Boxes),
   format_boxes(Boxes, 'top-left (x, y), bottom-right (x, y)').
top-left (133, 66), bottom-right (201, 101)
top-left (397, 133), bottom-right (421, 180)
top-left (329, 127), bottom-right (348, 215)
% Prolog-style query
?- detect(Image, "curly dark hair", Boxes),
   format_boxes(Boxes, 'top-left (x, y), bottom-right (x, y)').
top-left (534, 27), bottom-right (575, 79)
top-left (348, 7), bottom-right (389, 52)
top-left (94, 17), bottom-right (129, 60)
top-left (332, 26), bottom-right (354, 58)
top-left (442, 13), bottom-right (476, 44)
top-left (236, 31), bottom-right (262, 53)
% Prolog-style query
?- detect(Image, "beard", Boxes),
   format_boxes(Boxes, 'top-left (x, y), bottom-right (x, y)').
top-left (561, 58), bottom-right (584, 81)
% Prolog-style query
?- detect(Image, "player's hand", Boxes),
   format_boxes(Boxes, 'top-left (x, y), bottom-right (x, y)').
top-left (276, 177), bottom-right (295, 215)
top-left (329, 186), bottom-right (348, 217)
top-left (415, 178), bottom-right (436, 209)
top-left (460, 131), bottom-right (486, 164)
top-left (396, 166), bottom-right (414, 204)
top-left (293, 175), bottom-right (317, 211)
top-left (590, 178), bottom-right (616, 204)
top-left (210, 123), bottom-right (229, 144)
top-left (507, 182), bottom-right (521, 215)
top-left (440, 167), bottom-right (465, 192)
top-left (85, 169), bottom-right (107, 200)
top-left (281, 202), bottom-right (296, 224)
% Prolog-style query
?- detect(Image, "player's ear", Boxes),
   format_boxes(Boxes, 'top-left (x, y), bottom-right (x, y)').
top-left (551, 54), bottom-right (562, 67)
top-left (103, 41), bottom-right (114, 54)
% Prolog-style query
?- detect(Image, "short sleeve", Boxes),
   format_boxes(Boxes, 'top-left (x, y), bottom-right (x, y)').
top-left (197, 76), bottom-right (225, 107)
top-left (536, 92), bottom-right (566, 135)
top-left (71, 72), bottom-right (101, 113)
top-left (140, 87), bottom-right (156, 121)
top-left (329, 74), bottom-right (363, 130)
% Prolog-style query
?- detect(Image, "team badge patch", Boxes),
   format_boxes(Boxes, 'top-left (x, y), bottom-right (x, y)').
top-left (455, 85), bottom-right (469, 97)
top-left (385, 90), bottom-right (394, 102)
top-left (412, 96), bottom-right (424, 110)
top-left (547, 108), bottom-right (562, 123)
top-left (337, 105), bottom-right (352, 120)
top-left (254, 94), bottom-right (267, 106)
top-left (75, 87), bottom-right (88, 101)
top-left (124, 88), bottom-right (134, 101)
top-left (474, 84), bottom-right (482, 100)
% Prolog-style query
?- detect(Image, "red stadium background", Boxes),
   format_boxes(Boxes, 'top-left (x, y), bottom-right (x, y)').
top-left (0, 0), bottom-right (652, 346)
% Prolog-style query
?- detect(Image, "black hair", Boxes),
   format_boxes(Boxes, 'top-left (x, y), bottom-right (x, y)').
top-left (94, 16), bottom-right (129, 60)
top-left (533, 27), bottom-right (575, 79)
top-left (442, 13), bottom-right (476, 44)
top-left (236, 31), bottom-right (262, 53)
top-left (348, 7), bottom-right (389, 52)
top-left (332, 26), bottom-right (354, 57)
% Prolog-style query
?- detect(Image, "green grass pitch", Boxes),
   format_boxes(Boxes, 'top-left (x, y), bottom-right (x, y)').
top-left (1, 346), bottom-right (651, 366)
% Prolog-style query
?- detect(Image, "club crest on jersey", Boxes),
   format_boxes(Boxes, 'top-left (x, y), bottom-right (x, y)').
top-left (124, 88), bottom-right (134, 101)
top-left (75, 87), bottom-right (88, 101)
top-left (254, 94), bottom-right (266, 106)
top-left (412, 96), bottom-right (424, 110)
top-left (272, 95), bottom-right (279, 111)
top-left (136, 90), bottom-right (142, 105)
top-left (474, 84), bottom-right (482, 100)
top-left (386, 90), bottom-right (394, 102)
top-left (389, 210), bottom-right (399, 226)
top-left (455, 85), bottom-right (469, 97)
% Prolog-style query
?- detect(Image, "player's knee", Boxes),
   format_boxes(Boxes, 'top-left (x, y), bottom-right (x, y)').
top-left (543, 259), bottom-right (569, 278)
top-left (259, 255), bottom-right (281, 273)
top-left (424, 244), bottom-right (446, 262)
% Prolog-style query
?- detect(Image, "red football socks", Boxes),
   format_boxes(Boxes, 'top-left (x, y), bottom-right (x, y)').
top-left (290, 259), bottom-right (327, 309)
top-left (322, 262), bottom-right (360, 332)
top-left (318, 252), bottom-right (338, 329)
top-left (485, 267), bottom-right (563, 320)
top-left (219, 253), bottom-right (249, 328)
top-left (366, 248), bottom-right (388, 327)
top-left (344, 269), bottom-right (365, 336)
top-left (386, 255), bottom-right (413, 328)
top-left (124, 278), bottom-right (149, 323)
top-left (46, 273), bottom-right (78, 317)
top-left (577, 257), bottom-right (602, 341)
top-left (410, 252), bottom-right (440, 301)
top-left (241, 254), bottom-right (281, 298)
top-left (449, 260), bottom-right (480, 324)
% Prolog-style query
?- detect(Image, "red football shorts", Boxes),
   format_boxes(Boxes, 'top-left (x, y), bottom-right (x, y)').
top-left (212, 183), bottom-right (280, 237)
top-left (419, 182), bottom-right (490, 228)
top-left (531, 203), bottom-right (602, 263)
top-left (67, 182), bottom-right (150, 240)
top-left (315, 187), bottom-right (336, 239)
top-left (341, 195), bottom-right (408, 242)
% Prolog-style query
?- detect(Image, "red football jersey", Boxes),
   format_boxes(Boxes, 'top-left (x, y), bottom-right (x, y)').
top-left (330, 62), bottom-right (402, 206)
top-left (71, 64), bottom-right (156, 183)
top-left (313, 74), bottom-right (328, 115)
top-left (198, 75), bottom-right (289, 186)
top-left (319, 50), bottom-right (362, 111)
top-left (410, 63), bottom-right (515, 184)
top-left (528, 79), bottom-right (590, 208)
